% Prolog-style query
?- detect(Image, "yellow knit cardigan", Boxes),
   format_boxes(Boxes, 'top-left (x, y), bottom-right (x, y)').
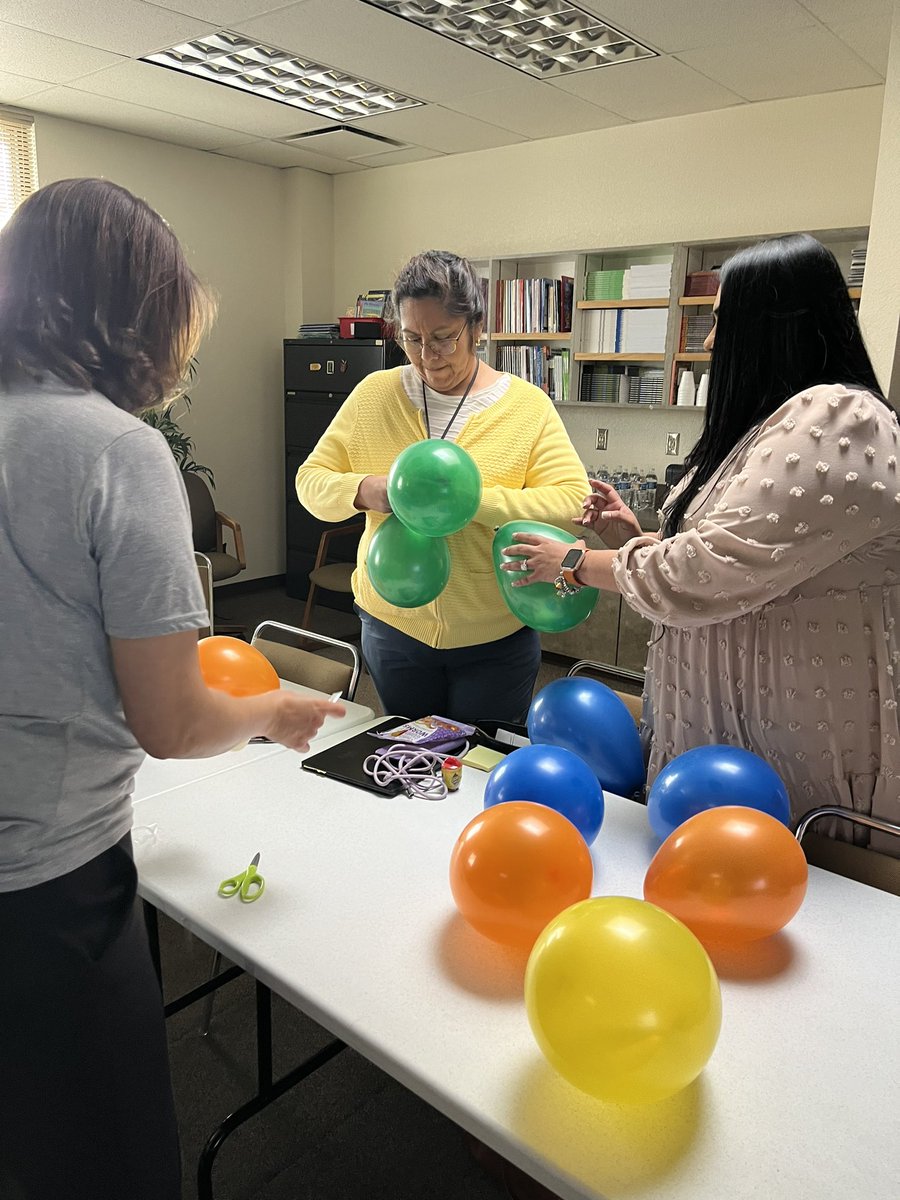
top-left (295, 367), bottom-right (589, 649)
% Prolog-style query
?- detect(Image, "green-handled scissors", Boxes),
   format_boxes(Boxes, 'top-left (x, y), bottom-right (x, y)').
top-left (218, 852), bottom-right (265, 902)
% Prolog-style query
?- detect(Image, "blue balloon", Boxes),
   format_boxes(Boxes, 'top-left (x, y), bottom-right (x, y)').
top-left (483, 744), bottom-right (604, 846)
top-left (527, 677), bottom-right (645, 799)
top-left (647, 745), bottom-right (791, 840)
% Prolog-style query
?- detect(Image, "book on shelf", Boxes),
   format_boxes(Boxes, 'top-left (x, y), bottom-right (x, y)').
top-left (584, 263), bottom-right (671, 302)
top-left (684, 270), bottom-right (719, 297)
top-left (848, 247), bottom-right (866, 288)
top-left (497, 343), bottom-right (570, 404)
top-left (579, 365), bottom-right (663, 405)
top-left (681, 313), bottom-right (714, 352)
top-left (582, 307), bottom-right (668, 354)
top-left (495, 276), bottom-right (574, 334)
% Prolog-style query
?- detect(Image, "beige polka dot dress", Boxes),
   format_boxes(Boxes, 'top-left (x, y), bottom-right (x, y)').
top-left (612, 385), bottom-right (900, 847)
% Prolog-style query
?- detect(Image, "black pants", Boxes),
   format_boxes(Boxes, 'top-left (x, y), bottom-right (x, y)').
top-left (0, 835), bottom-right (181, 1200)
top-left (359, 608), bottom-right (542, 724)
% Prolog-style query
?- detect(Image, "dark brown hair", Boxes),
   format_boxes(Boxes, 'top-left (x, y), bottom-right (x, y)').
top-left (0, 177), bottom-right (214, 412)
top-left (388, 250), bottom-right (485, 330)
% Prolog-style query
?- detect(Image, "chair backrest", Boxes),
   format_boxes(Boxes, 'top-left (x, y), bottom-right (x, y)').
top-left (251, 620), bottom-right (361, 700)
top-left (184, 472), bottom-right (217, 553)
top-left (566, 660), bottom-right (643, 725)
top-left (194, 551), bottom-right (213, 638)
top-left (795, 806), bottom-right (900, 896)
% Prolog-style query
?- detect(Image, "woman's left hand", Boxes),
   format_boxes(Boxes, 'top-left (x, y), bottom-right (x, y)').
top-left (500, 534), bottom-right (583, 586)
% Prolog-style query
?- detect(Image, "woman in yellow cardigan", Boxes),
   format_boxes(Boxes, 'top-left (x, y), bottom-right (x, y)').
top-left (296, 250), bottom-right (588, 723)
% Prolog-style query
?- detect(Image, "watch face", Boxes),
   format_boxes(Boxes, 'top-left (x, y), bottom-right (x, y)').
top-left (560, 548), bottom-right (583, 570)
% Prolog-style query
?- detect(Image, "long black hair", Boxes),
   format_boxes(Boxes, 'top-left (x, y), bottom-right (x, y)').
top-left (662, 233), bottom-right (884, 537)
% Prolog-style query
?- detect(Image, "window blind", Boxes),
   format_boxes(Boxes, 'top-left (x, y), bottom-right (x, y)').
top-left (0, 110), bottom-right (38, 230)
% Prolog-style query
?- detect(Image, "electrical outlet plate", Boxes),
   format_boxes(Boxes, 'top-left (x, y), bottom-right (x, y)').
top-left (666, 432), bottom-right (680, 455)
top-left (596, 427), bottom-right (608, 451)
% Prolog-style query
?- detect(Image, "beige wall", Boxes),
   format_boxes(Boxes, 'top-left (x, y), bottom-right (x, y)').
top-left (858, 1), bottom-right (900, 400)
top-left (333, 87), bottom-right (884, 313)
top-left (283, 167), bottom-right (334, 337)
top-left (35, 114), bottom-right (293, 581)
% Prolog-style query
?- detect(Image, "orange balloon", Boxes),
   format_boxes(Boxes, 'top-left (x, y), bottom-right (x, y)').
top-left (644, 806), bottom-right (808, 947)
top-left (449, 801), bottom-right (593, 951)
top-left (198, 636), bottom-right (279, 698)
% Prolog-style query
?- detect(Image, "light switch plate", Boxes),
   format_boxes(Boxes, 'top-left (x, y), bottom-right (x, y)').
top-left (666, 432), bottom-right (680, 455)
top-left (596, 427), bottom-right (608, 451)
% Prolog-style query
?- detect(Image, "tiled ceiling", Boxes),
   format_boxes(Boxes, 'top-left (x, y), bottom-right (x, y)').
top-left (0, 0), bottom-right (891, 175)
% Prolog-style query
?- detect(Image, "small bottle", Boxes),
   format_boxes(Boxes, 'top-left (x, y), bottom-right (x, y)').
top-left (696, 372), bottom-right (710, 407)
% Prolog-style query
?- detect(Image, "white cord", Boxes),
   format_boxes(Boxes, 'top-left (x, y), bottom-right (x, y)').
top-left (363, 742), bottom-right (469, 800)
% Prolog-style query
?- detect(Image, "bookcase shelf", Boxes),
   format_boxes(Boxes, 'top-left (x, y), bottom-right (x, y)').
top-left (575, 352), bottom-right (665, 362)
top-left (678, 296), bottom-right (716, 306)
top-left (577, 298), bottom-right (669, 310)
top-left (674, 352), bottom-right (711, 362)
top-left (491, 332), bottom-right (571, 342)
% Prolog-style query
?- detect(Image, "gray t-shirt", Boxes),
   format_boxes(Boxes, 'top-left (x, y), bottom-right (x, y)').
top-left (0, 378), bottom-right (209, 890)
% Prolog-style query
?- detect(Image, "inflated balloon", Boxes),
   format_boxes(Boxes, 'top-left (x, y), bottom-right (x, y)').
top-left (647, 745), bottom-right (791, 840)
top-left (387, 440), bottom-right (482, 537)
top-left (644, 806), bottom-right (808, 947)
top-left (492, 521), bottom-right (599, 634)
top-left (525, 897), bottom-right (721, 1104)
top-left (366, 515), bottom-right (451, 608)
top-left (483, 743), bottom-right (604, 845)
top-left (198, 636), bottom-right (279, 697)
top-left (449, 801), bottom-right (593, 951)
top-left (528, 677), bottom-right (645, 799)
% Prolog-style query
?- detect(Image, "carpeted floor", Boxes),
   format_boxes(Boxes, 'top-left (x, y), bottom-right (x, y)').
top-left (160, 581), bottom-right (639, 1197)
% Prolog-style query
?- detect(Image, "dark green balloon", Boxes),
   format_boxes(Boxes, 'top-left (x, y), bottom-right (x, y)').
top-left (387, 440), bottom-right (482, 537)
top-left (367, 515), bottom-right (451, 608)
top-left (492, 521), bottom-right (599, 634)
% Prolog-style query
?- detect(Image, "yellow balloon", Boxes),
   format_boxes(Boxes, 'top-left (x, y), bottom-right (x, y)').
top-left (524, 896), bottom-right (721, 1104)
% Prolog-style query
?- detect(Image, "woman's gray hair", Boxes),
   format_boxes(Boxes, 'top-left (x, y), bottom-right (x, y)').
top-left (388, 250), bottom-right (485, 329)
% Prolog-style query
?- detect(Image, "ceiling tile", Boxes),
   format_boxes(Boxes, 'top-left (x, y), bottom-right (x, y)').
top-left (234, 0), bottom-right (520, 105)
top-left (573, 0), bottom-right (818, 53)
top-left (828, 15), bottom-right (894, 76)
top-left (279, 127), bottom-right (406, 161)
top-left (218, 138), bottom-right (366, 172)
top-left (796, 0), bottom-right (892, 25)
top-left (449, 80), bottom-right (627, 140)
top-left (144, 1), bottom-right (292, 20)
top-left (75, 60), bottom-right (329, 137)
top-left (0, 69), bottom-right (53, 102)
top-left (677, 24), bottom-right (884, 102)
top-left (26, 86), bottom-right (250, 150)
top-left (0, 22), bottom-right (124, 83)
top-left (552, 55), bottom-right (743, 122)
top-left (0, 0), bottom-right (211, 57)
top-left (350, 145), bottom-right (442, 167)
top-left (354, 105), bottom-right (527, 154)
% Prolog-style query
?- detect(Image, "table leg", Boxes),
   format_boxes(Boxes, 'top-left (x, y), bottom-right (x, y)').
top-left (143, 900), bottom-right (162, 989)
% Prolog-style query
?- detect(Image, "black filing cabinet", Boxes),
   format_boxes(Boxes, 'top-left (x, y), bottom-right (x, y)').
top-left (284, 338), bottom-right (404, 603)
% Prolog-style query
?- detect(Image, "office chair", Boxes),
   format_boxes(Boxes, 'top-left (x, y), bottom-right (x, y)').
top-left (302, 521), bottom-right (364, 631)
top-left (795, 807), bottom-right (900, 897)
top-left (194, 552), bottom-right (213, 640)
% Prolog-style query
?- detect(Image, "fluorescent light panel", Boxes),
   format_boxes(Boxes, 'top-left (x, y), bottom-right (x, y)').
top-left (362, 1), bottom-right (656, 78)
top-left (142, 30), bottom-right (423, 122)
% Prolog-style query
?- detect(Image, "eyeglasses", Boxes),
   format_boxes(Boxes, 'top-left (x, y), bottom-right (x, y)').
top-left (398, 323), bottom-right (468, 358)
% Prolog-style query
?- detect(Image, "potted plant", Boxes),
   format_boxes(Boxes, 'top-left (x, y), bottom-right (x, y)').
top-left (141, 362), bottom-right (215, 487)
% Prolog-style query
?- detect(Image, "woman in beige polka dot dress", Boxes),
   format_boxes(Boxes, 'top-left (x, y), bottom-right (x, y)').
top-left (505, 234), bottom-right (899, 847)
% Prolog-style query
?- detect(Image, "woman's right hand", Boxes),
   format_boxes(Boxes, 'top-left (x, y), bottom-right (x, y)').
top-left (574, 480), bottom-right (643, 547)
top-left (354, 475), bottom-right (392, 513)
top-left (261, 693), bottom-right (346, 753)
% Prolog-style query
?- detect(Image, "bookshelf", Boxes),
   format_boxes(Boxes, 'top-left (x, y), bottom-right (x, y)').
top-left (469, 226), bottom-right (867, 445)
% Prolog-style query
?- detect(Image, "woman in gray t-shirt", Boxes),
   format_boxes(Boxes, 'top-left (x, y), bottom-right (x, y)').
top-left (0, 179), bottom-right (342, 1200)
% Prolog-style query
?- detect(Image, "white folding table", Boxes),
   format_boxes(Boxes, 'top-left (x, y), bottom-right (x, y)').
top-left (134, 744), bottom-right (900, 1200)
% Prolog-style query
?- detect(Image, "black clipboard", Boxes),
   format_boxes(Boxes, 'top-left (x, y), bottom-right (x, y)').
top-left (300, 716), bottom-right (521, 798)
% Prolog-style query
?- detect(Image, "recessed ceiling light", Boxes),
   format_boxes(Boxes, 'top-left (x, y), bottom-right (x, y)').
top-left (361, 1), bottom-right (656, 78)
top-left (142, 30), bottom-right (423, 122)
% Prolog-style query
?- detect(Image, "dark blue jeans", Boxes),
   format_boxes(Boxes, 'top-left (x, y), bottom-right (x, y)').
top-left (358, 608), bottom-right (541, 725)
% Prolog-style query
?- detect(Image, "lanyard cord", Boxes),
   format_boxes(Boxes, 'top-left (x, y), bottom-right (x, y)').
top-left (422, 359), bottom-right (480, 441)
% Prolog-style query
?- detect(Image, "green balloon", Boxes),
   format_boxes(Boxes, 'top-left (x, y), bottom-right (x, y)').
top-left (387, 440), bottom-right (482, 537)
top-left (367, 515), bottom-right (451, 609)
top-left (492, 521), bottom-right (599, 634)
